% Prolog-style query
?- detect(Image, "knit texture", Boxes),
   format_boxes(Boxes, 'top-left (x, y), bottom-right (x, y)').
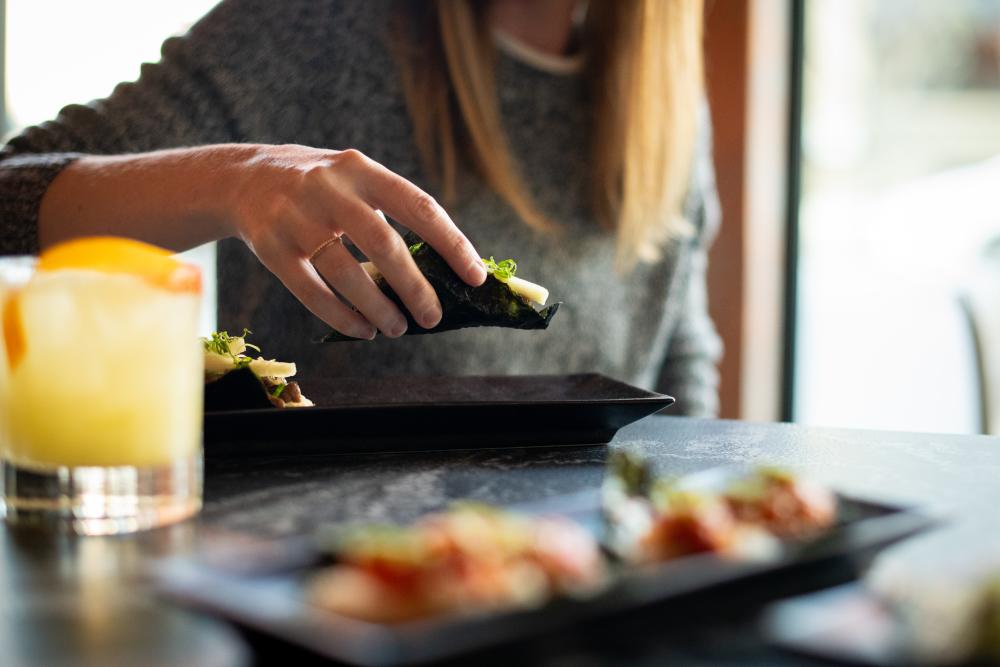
top-left (0, 0), bottom-right (722, 415)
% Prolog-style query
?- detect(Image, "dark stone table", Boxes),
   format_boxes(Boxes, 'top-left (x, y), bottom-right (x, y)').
top-left (4, 416), bottom-right (1000, 666)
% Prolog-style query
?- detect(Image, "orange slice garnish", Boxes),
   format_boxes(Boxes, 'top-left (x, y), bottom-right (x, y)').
top-left (2, 237), bottom-right (201, 371)
top-left (2, 291), bottom-right (25, 371)
top-left (37, 236), bottom-right (201, 293)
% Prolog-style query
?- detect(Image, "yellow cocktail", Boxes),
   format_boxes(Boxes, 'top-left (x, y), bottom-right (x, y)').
top-left (1, 237), bottom-right (203, 534)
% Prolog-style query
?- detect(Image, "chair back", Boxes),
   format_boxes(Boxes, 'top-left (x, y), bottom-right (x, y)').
top-left (960, 237), bottom-right (1000, 435)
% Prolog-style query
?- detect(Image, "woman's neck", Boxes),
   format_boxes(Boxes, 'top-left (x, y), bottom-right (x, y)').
top-left (487, 0), bottom-right (581, 56)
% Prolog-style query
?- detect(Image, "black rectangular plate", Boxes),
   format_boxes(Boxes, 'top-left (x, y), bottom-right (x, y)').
top-left (203, 373), bottom-right (674, 457)
top-left (156, 490), bottom-right (936, 667)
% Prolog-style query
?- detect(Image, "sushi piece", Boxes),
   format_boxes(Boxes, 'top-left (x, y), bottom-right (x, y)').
top-left (722, 467), bottom-right (837, 539)
top-left (602, 454), bottom-right (775, 564)
top-left (308, 504), bottom-right (606, 623)
top-left (202, 329), bottom-right (313, 410)
top-left (600, 454), bottom-right (839, 564)
top-left (321, 241), bottom-right (560, 342)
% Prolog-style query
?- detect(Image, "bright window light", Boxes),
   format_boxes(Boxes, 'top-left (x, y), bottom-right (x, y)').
top-left (5, 0), bottom-right (222, 334)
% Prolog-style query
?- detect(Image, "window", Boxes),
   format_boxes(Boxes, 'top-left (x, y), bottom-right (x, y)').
top-left (3, 0), bottom-right (221, 333)
top-left (793, 0), bottom-right (1000, 432)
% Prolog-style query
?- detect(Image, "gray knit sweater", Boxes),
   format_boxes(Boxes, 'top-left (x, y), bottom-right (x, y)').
top-left (0, 0), bottom-right (722, 416)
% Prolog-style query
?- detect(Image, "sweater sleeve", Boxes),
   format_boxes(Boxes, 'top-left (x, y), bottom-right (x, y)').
top-left (0, 1), bottom-right (252, 256)
top-left (654, 104), bottom-right (724, 417)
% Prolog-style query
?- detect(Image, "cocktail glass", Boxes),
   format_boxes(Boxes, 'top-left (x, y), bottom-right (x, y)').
top-left (0, 238), bottom-right (203, 535)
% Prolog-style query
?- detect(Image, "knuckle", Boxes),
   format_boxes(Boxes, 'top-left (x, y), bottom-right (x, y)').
top-left (366, 224), bottom-right (404, 259)
top-left (410, 192), bottom-right (439, 222)
top-left (447, 231), bottom-right (470, 258)
top-left (302, 161), bottom-right (332, 186)
top-left (336, 148), bottom-right (368, 169)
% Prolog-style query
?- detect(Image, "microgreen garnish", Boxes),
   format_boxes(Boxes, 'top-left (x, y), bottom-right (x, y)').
top-left (271, 383), bottom-right (287, 398)
top-left (482, 256), bottom-right (517, 282)
top-left (408, 241), bottom-right (425, 254)
top-left (202, 328), bottom-right (250, 355)
top-left (607, 451), bottom-right (653, 497)
top-left (202, 328), bottom-right (257, 367)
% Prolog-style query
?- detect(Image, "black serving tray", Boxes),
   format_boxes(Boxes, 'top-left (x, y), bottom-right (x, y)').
top-left (156, 486), bottom-right (936, 667)
top-left (202, 373), bottom-right (674, 457)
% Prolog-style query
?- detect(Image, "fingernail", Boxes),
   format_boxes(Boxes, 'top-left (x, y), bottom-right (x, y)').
top-left (471, 262), bottom-right (487, 284)
top-left (387, 318), bottom-right (407, 338)
top-left (421, 306), bottom-right (442, 329)
top-left (358, 326), bottom-right (377, 340)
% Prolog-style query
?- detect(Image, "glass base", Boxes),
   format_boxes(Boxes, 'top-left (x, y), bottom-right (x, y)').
top-left (1, 452), bottom-right (202, 535)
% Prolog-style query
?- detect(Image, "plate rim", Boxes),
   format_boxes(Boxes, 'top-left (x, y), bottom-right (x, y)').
top-left (203, 372), bottom-right (675, 418)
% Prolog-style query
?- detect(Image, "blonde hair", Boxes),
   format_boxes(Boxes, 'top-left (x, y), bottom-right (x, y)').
top-left (394, 0), bottom-right (705, 270)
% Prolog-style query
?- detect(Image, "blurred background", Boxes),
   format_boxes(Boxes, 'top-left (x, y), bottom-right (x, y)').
top-left (703, 0), bottom-right (1000, 435)
top-left (796, 0), bottom-right (1000, 434)
top-left (3, 0), bottom-right (999, 435)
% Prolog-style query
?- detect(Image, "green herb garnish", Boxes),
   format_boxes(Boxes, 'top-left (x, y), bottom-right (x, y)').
top-left (408, 241), bottom-right (425, 254)
top-left (482, 256), bottom-right (517, 282)
top-left (607, 451), bottom-right (653, 497)
top-left (271, 383), bottom-right (287, 398)
top-left (202, 327), bottom-right (250, 355)
top-left (202, 328), bottom-right (259, 367)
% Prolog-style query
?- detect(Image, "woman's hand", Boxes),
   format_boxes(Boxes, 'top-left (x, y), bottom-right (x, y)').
top-left (39, 143), bottom-right (485, 339)
top-left (225, 145), bottom-right (487, 339)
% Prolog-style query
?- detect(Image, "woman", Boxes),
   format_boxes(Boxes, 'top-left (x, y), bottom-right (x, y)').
top-left (0, 0), bottom-right (721, 415)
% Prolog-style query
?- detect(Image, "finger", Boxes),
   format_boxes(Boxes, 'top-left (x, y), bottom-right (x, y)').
top-left (311, 237), bottom-right (409, 338)
top-left (269, 255), bottom-right (377, 340)
top-left (247, 198), bottom-right (375, 339)
top-left (329, 196), bottom-right (444, 330)
top-left (353, 158), bottom-right (487, 286)
top-left (290, 173), bottom-right (442, 330)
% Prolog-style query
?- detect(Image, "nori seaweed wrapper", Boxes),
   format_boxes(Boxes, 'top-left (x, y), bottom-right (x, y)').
top-left (204, 366), bottom-right (274, 411)
top-left (321, 241), bottom-right (560, 342)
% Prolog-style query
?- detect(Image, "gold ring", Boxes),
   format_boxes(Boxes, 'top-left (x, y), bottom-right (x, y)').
top-left (308, 234), bottom-right (343, 263)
